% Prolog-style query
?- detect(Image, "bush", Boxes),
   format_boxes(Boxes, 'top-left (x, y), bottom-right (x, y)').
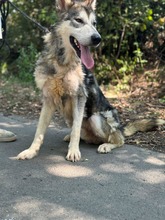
top-left (16, 43), bottom-right (39, 83)
top-left (0, 0), bottom-right (164, 85)
top-left (96, 0), bottom-right (165, 84)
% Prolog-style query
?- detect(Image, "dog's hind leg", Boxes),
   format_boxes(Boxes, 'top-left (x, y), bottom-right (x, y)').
top-left (16, 100), bottom-right (55, 160)
top-left (63, 134), bottom-right (70, 142)
top-left (66, 94), bottom-right (86, 162)
top-left (97, 130), bottom-right (124, 154)
top-left (98, 143), bottom-right (121, 153)
top-left (88, 113), bottom-right (124, 153)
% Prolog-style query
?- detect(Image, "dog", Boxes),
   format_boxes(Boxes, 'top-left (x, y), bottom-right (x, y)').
top-left (16, 0), bottom-right (101, 162)
top-left (64, 64), bottom-right (164, 154)
top-left (16, 0), bottom-right (165, 162)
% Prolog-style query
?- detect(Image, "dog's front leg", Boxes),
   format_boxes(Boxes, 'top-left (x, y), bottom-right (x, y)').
top-left (16, 100), bottom-right (55, 160)
top-left (66, 94), bottom-right (86, 162)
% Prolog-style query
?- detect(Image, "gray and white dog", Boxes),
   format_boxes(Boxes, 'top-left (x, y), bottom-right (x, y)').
top-left (16, 0), bottom-right (164, 162)
top-left (16, 0), bottom-right (101, 162)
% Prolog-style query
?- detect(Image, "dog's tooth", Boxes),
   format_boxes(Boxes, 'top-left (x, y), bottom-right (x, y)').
top-left (73, 38), bottom-right (80, 49)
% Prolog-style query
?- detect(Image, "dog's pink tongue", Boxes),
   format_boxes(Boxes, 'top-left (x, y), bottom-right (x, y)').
top-left (80, 45), bottom-right (94, 69)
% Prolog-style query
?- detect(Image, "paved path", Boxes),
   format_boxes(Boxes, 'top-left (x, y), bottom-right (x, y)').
top-left (0, 114), bottom-right (165, 220)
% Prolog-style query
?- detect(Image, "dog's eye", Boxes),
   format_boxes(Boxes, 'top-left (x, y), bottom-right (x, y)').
top-left (75, 18), bottom-right (84, 24)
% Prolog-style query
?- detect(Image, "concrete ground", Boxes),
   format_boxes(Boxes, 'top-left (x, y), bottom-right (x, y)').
top-left (0, 113), bottom-right (165, 220)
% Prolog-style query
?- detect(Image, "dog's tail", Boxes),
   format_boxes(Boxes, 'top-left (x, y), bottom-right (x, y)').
top-left (123, 119), bottom-right (165, 137)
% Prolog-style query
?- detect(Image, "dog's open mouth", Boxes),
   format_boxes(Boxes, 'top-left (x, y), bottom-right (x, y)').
top-left (70, 36), bottom-right (94, 70)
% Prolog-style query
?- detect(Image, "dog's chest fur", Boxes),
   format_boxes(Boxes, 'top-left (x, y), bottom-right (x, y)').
top-left (34, 25), bottom-right (85, 101)
top-left (45, 65), bottom-right (84, 97)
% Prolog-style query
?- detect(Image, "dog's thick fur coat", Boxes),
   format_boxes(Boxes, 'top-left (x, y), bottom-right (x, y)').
top-left (77, 66), bottom-right (165, 153)
top-left (16, 0), bottom-right (101, 162)
top-left (16, 0), bottom-right (165, 161)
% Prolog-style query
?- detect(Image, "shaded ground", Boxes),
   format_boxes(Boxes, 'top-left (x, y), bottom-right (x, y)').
top-left (0, 75), bottom-right (164, 153)
top-left (1, 114), bottom-right (165, 220)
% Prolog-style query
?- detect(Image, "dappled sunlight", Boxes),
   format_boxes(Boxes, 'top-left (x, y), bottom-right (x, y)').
top-left (1, 114), bottom-right (165, 219)
top-left (47, 163), bottom-right (93, 178)
top-left (100, 162), bottom-right (134, 174)
top-left (13, 197), bottom-right (97, 219)
top-left (14, 198), bottom-right (42, 215)
top-left (44, 146), bottom-right (165, 185)
top-left (136, 170), bottom-right (165, 184)
top-left (144, 156), bottom-right (165, 166)
top-left (0, 122), bottom-right (24, 128)
top-left (48, 205), bottom-right (92, 219)
top-left (45, 155), bottom-right (66, 163)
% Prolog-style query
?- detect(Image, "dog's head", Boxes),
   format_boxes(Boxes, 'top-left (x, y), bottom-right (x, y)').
top-left (56, 0), bottom-right (101, 69)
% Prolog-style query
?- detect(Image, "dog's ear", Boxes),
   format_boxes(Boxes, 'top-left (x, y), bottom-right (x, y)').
top-left (85, 0), bottom-right (97, 11)
top-left (56, 0), bottom-right (74, 11)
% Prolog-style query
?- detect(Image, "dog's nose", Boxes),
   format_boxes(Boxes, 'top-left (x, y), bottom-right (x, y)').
top-left (91, 34), bottom-right (101, 46)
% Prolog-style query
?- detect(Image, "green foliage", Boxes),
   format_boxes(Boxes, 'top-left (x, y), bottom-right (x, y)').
top-left (159, 96), bottom-right (165, 103)
top-left (7, 0), bottom-right (57, 50)
top-left (95, 56), bottom-right (113, 84)
top-left (117, 43), bottom-right (147, 74)
top-left (0, 0), bottom-right (56, 81)
top-left (0, 0), bottom-right (164, 86)
top-left (16, 43), bottom-right (39, 83)
top-left (96, 0), bottom-right (165, 84)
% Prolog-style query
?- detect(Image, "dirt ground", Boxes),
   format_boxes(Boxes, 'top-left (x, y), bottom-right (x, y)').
top-left (0, 75), bottom-right (165, 153)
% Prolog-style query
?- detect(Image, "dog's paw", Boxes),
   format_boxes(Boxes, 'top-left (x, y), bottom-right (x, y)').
top-left (66, 149), bottom-right (81, 162)
top-left (97, 143), bottom-right (112, 154)
top-left (16, 148), bottom-right (38, 160)
top-left (63, 134), bottom-right (70, 142)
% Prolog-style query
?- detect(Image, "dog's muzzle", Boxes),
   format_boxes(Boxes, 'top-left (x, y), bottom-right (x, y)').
top-left (91, 34), bottom-right (101, 46)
